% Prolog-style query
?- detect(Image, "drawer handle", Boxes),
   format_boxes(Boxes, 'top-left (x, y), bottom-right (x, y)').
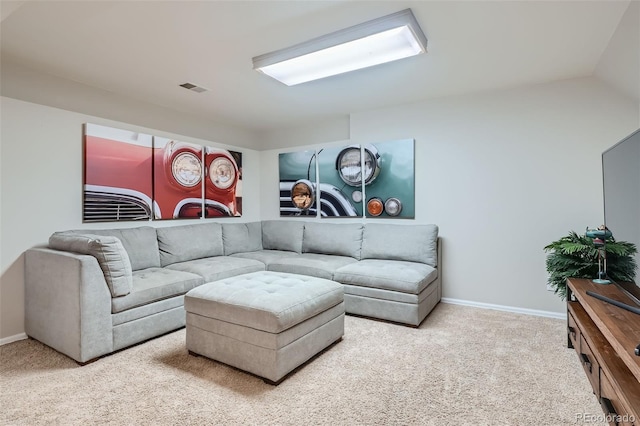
top-left (580, 353), bottom-right (592, 373)
top-left (600, 397), bottom-right (619, 426)
top-left (568, 326), bottom-right (576, 338)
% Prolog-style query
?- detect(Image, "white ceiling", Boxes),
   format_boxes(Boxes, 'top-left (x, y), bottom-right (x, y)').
top-left (0, 1), bottom-right (633, 132)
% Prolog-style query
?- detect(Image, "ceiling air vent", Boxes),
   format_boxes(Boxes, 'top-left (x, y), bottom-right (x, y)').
top-left (179, 82), bottom-right (208, 93)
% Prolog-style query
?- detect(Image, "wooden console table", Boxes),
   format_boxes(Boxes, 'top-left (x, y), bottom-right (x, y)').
top-left (567, 278), bottom-right (640, 425)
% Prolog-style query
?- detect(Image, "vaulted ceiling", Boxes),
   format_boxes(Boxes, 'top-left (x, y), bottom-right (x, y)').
top-left (1, 1), bottom-right (636, 132)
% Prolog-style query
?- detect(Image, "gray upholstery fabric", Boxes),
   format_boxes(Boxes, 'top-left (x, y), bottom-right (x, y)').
top-left (302, 222), bottom-right (363, 259)
top-left (26, 219), bottom-right (443, 363)
top-left (185, 270), bottom-right (345, 383)
top-left (157, 222), bottom-right (224, 266)
top-left (187, 314), bottom-right (344, 383)
top-left (184, 271), bottom-right (344, 333)
top-left (268, 253), bottom-right (358, 280)
top-left (83, 227), bottom-right (160, 270)
top-left (187, 303), bottom-right (344, 350)
top-left (49, 232), bottom-right (133, 297)
top-left (361, 223), bottom-right (438, 266)
top-left (111, 268), bottom-right (203, 313)
top-left (222, 222), bottom-right (263, 255)
top-left (230, 250), bottom-right (300, 267)
top-left (25, 249), bottom-right (113, 363)
top-left (165, 256), bottom-right (265, 283)
top-left (112, 295), bottom-right (185, 326)
top-left (113, 306), bottom-right (186, 351)
top-left (344, 282), bottom-right (440, 326)
top-left (261, 220), bottom-right (304, 253)
top-left (334, 259), bottom-right (437, 294)
top-left (343, 284), bottom-right (418, 304)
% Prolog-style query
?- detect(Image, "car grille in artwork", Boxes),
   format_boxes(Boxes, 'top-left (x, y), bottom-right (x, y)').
top-left (83, 191), bottom-right (152, 222)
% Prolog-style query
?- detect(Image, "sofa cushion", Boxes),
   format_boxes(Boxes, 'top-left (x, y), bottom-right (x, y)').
top-left (230, 250), bottom-right (300, 267)
top-left (111, 268), bottom-right (204, 313)
top-left (302, 222), bottom-right (363, 259)
top-left (49, 231), bottom-right (133, 297)
top-left (334, 259), bottom-right (438, 294)
top-left (222, 222), bottom-right (262, 255)
top-left (165, 256), bottom-right (265, 283)
top-left (83, 227), bottom-right (160, 270)
top-left (157, 223), bottom-right (224, 267)
top-left (268, 253), bottom-right (358, 280)
top-left (262, 220), bottom-right (304, 253)
top-left (361, 224), bottom-right (438, 267)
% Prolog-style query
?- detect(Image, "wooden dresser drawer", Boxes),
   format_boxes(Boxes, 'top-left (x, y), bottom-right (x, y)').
top-left (568, 307), bottom-right (580, 349)
top-left (579, 334), bottom-right (600, 396)
top-left (600, 372), bottom-right (637, 426)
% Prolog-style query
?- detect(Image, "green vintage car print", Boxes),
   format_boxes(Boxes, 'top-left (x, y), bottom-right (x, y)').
top-left (279, 139), bottom-right (414, 218)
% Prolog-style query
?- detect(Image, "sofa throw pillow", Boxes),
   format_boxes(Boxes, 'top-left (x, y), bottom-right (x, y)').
top-left (81, 226), bottom-right (160, 271)
top-left (49, 232), bottom-right (133, 297)
top-left (156, 222), bottom-right (224, 267)
top-left (262, 220), bottom-right (304, 253)
top-left (302, 222), bottom-right (363, 259)
top-left (222, 222), bottom-right (263, 255)
top-left (361, 224), bottom-right (438, 267)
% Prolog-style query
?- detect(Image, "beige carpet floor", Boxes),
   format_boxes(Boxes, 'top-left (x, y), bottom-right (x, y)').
top-left (1, 303), bottom-right (606, 425)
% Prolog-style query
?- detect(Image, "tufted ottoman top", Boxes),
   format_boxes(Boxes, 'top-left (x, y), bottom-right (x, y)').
top-left (184, 271), bottom-right (344, 334)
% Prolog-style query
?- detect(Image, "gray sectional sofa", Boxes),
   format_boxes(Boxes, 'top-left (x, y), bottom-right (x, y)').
top-left (24, 220), bottom-right (441, 363)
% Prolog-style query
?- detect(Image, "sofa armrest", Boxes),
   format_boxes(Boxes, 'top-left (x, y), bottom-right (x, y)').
top-left (25, 248), bottom-right (113, 363)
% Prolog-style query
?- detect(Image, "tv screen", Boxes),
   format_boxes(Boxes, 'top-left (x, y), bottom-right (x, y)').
top-left (602, 128), bottom-right (640, 286)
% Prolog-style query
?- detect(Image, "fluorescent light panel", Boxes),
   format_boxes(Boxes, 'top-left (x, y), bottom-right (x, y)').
top-left (252, 9), bottom-right (427, 86)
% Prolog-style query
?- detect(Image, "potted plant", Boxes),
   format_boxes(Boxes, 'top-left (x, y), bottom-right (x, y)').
top-left (544, 230), bottom-right (637, 300)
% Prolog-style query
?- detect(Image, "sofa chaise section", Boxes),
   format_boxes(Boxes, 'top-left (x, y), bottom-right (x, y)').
top-left (333, 223), bottom-right (441, 326)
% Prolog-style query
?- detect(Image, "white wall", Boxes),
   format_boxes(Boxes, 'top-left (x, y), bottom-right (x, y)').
top-left (0, 97), bottom-right (262, 340)
top-left (261, 77), bottom-right (639, 314)
top-left (594, 0), bottom-right (640, 105)
top-left (350, 77), bottom-right (638, 313)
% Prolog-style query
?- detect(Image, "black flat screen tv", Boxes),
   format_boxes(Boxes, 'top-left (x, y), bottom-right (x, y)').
top-left (602, 128), bottom-right (640, 288)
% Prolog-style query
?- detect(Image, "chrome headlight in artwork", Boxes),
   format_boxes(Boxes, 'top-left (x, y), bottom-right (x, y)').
top-left (172, 152), bottom-right (202, 187)
top-left (291, 179), bottom-right (315, 210)
top-left (209, 157), bottom-right (236, 189)
top-left (367, 197), bottom-right (384, 217)
top-left (336, 147), bottom-right (362, 186)
top-left (336, 145), bottom-right (380, 186)
top-left (384, 197), bottom-right (402, 216)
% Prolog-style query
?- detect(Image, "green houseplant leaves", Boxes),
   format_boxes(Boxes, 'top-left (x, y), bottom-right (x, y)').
top-left (544, 231), bottom-right (637, 300)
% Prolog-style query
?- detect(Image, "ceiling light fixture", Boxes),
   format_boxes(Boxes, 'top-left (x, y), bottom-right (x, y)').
top-left (252, 8), bottom-right (427, 86)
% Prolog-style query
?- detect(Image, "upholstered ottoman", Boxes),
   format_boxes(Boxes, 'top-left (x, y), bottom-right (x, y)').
top-left (184, 271), bottom-right (345, 384)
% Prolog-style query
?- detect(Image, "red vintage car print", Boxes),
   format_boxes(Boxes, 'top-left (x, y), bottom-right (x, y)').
top-left (84, 123), bottom-right (241, 222)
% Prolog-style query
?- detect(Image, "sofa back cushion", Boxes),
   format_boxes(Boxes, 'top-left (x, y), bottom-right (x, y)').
top-left (261, 220), bottom-right (304, 253)
top-left (157, 223), bottom-right (224, 266)
top-left (49, 231), bottom-right (133, 297)
top-left (302, 222), bottom-right (363, 259)
top-left (84, 227), bottom-right (160, 271)
top-left (361, 224), bottom-right (438, 267)
top-left (222, 222), bottom-right (263, 255)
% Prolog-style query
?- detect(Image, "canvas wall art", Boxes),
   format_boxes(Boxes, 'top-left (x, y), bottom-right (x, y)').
top-left (363, 138), bottom-right (415, 219)
top-left (279, 150), bottom-right (317, 217)
top-left (277, 139), bottom-right (415, 218)
top-left (83, 123), bottom-right (154, 222)
top-left (83, 124), bottom-right (242, 222)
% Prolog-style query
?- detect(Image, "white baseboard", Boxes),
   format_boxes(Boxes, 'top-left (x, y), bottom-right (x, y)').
top-left (0, 333), bottom-right (28, 346)
top-left (441, 297), bottom-right (566, 320)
